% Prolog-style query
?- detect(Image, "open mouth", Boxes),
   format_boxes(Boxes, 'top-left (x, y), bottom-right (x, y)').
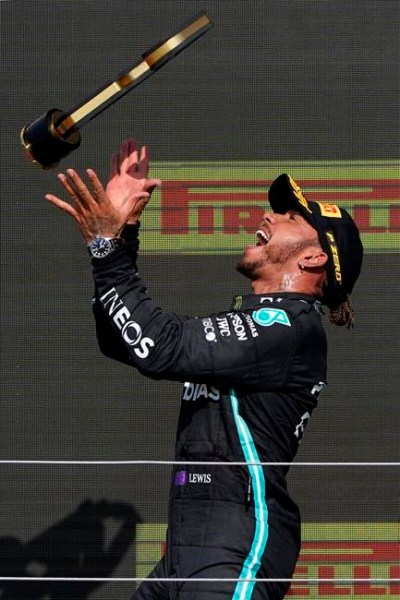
top-left (256, 229), bottom-right (270, 246)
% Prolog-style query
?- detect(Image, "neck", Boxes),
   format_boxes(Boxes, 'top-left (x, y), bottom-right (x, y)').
top-left (249, 269), bottom-right (324, 298)
top-left (250, 274), bottom-right (300, 295)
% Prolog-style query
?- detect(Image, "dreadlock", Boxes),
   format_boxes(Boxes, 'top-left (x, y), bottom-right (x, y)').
top-left (329, 298), bottom-right (355, 329)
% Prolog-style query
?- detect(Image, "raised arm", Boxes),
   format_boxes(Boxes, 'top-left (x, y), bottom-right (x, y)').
top-left (45, 137), bottom-right (161, 243)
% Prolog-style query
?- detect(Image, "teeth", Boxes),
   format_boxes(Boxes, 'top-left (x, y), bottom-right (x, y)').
top-left (256, 229), bottom-right (270, 245)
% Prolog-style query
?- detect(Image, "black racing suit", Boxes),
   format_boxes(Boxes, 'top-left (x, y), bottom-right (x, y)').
top-left (91, 225), bottom-right (327, 600)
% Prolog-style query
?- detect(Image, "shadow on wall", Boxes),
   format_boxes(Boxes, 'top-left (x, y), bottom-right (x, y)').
top-left (0, 499), bottom-right (140, 599)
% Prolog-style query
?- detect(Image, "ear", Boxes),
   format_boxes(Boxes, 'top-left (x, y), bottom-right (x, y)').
top-left (298, 249), bottom-right (328, 271)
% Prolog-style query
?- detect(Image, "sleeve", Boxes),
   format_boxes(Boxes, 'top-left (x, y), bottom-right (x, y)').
top-left (92, 250), bottom-right (299, 390)
top-left (92, 223), bottom-right (142, 366)
top-left (119, 222), bottom-right (141, 267)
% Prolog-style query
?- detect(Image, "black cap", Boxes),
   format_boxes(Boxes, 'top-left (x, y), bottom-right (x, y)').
top-left (268, 174), bottom-right (363, 308)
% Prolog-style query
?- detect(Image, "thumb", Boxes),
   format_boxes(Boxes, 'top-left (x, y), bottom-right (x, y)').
top-left (129, 193), bottom-right (150, 220)
top-left (144, 179), bottom-right (162, 195)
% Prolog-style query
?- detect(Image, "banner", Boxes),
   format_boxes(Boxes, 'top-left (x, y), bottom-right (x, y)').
top-left (135, 522), bottom-right (399, 598)
top-left (142, 161), bottom-right (400, 253)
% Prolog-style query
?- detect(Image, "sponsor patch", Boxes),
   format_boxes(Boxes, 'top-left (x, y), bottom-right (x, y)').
top-left (229, 313), bottom-right (248, 341)
top-left (202, 317), bottom-right (217, 342)
top-left (189, 473), bottom-right (212, 484)
top-left (174, 470), bottom-right (187, 486)
top-left (100, 288), bottom-right (155, 358)
top-left (288, 175), bottom-right (313, 213)
top-left (173, 470), bottom-right (212, 485)
top-left (260, 297), bottom-right (283, 304)
top-left (252, 308), bottom-right (291, 327)
top-left (294, 411), bottom-right (311, 442)
top-left (325, 231), bottom-right (342, 283)
top-left (243, 313), bottom-right (259, 338)
top-left (311, 381), bottom-right (326, 398)
top-left (216, 316), bottom-right (231, 337)
top-left (181, 382), bottom-right (220, 402)
top-left (317, 202), bottom-right (342, 218)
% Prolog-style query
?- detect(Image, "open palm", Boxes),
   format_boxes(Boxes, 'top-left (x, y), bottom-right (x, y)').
top-left (106, 138), bottom-right (161, 223)
top-left (45, 138), bottom-right (161, 243)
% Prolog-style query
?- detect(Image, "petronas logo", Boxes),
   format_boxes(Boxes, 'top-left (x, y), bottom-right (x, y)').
top-left (252, 308), bottom-right (291, 327)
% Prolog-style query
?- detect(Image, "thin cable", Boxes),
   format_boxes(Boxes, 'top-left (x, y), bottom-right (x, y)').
top-left (0, 577), bottom-right (398, 583)
top-left (0, 460), bottom-right (398, 466)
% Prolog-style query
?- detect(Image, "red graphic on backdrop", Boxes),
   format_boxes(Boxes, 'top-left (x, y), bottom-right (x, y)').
top-left (160, 179), bottom-right (400, 235)
top-left (287, 541), bottom-right (400, 597)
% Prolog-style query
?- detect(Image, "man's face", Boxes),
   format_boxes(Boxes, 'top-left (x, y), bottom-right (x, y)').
top-left (237, 210), bottom-right (320, 279)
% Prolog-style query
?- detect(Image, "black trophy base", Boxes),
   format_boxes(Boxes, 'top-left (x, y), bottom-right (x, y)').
top-left (20, 109), bottom-right (81, 169)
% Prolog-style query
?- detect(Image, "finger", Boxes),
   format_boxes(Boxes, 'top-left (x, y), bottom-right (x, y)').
top-left (65, 169), bottom-right (98, 208)
top-left (45, 194), bottom-right (92, 241)
top-left (129, 195), bottom-right (151, 219)
top-left (138, 145), bottom-right (150, 176)
top-left (130, 191), bottom-right (151, 207)
top-left (110, 151), bottom-right (120, 179)
top-left (122, 138), bottom-right (140, 174)
top-left (121, 138), bottom-right (136, 166)
top-left (86, 169), bottom-right (107, 202)
top-left (128, 137), bottom-right (139, 153)
top-left (45, 193), bottom-right (81, 220)
top-left (120, 138), bottom-right (129, 160)
top-left (144, 178), bottom-right (162, 193)
top-left (56, 173), bottom-right (86, 208)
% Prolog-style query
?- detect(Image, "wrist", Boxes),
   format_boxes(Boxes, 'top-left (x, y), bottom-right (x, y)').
top-left (121, 222), bottom-right (140, 245)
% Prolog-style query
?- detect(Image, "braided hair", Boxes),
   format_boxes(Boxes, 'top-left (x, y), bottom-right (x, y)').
top-left (328, 297), bottom-right (355, 329)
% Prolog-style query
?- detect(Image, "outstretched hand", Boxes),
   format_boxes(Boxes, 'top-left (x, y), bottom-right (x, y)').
top-left (45, 138), bottom-right (161, 244)
top-left (107, 138), bottom-right (161, 222)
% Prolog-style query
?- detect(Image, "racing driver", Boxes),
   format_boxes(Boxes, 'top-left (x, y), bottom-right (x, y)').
top-left (45, 138), bottom-right (363, 599)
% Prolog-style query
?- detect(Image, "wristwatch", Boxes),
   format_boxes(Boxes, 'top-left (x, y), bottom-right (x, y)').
top-left (87, 237), bottom-right (125, 258)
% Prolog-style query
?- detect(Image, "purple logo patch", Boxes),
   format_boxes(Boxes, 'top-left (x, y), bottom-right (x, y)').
top-left (174, 470), bottom-right (187, 486)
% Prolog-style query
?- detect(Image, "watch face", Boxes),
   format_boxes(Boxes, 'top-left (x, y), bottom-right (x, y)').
top-left (89, 237), bottom-right (113, 258)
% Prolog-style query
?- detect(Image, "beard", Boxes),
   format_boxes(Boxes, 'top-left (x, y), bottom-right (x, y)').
top-left (236, 239), bottom-right (318, 280)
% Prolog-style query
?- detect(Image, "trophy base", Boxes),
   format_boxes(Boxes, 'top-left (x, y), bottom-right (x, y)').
top-left (21, 109), bottom-right (81, 169)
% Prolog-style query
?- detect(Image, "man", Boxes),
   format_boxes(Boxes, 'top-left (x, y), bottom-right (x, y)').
top-left (46, 138), bottom-right (363, 599)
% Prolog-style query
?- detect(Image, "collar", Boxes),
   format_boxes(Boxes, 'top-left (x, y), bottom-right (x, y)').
top-left (230, 292), bottom-right (321, 311)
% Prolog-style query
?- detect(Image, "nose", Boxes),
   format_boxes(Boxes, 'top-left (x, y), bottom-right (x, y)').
top-left (262, 211), bottom-right (287, 224)
top-left (262, 211), bottom-right (274, 224)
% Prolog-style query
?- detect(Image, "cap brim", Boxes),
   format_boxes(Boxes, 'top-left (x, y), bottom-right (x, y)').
top-left (268, 173), bottom-right (316, 224)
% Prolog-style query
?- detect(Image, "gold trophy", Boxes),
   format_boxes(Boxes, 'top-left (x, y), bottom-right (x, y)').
top-left (20, 11), bottom-right (213, 169)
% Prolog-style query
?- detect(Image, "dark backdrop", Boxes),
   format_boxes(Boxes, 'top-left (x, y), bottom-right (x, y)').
top-left (1, 1), bottom-right (399, 598)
